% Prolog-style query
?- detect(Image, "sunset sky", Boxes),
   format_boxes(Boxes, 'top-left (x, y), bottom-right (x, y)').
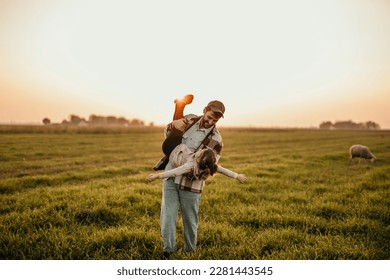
top-left (0, 0), bottom-right (389, 128)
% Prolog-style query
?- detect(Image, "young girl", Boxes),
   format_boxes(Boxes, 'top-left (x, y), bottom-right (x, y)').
top-left (146, 143), bottom-right (247, 183)
top-left (147, 94), bottom-right (247, 184)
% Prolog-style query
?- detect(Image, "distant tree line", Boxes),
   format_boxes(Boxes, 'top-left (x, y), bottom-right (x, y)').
top-left (43, 114), bottom-right (152, 127)
top-left (319, 120), bottom-right (380, 130)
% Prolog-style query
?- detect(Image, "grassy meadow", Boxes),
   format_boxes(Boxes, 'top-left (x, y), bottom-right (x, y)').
top-left (0, 126), bottom-right (389, 260)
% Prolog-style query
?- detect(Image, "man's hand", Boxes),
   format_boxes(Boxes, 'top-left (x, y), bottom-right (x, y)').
top-left (171, 118), bottom-right (188, 132)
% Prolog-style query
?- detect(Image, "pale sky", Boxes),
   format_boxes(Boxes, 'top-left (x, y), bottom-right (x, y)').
top-left (0, 0), bottom-right (389, 128)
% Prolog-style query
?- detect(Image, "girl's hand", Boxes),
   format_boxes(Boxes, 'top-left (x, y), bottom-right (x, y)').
top-left (146, 174), bottom-right (159, 183)
top-left (236, 174), bottom-right (247, 184)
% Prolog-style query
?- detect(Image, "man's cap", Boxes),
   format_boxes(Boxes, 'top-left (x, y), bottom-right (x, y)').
top-left (207, 100), bottom-right (225, 117)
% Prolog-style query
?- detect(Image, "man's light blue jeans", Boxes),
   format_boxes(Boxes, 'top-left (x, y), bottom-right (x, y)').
top-left (160, 178), bottom-right (201, 253)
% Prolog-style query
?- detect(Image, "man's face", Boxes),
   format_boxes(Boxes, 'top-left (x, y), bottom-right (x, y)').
top-left (200, 110), bottom-right (221, 129)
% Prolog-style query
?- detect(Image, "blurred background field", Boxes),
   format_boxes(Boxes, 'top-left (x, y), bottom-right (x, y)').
top-left (0, 127), bottom-right (389, 259)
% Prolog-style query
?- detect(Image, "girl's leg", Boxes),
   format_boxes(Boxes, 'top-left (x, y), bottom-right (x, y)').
top-left (162, 129), bottom-right (183, 156)
top-left (162, 94), bottom-right (194, 156)
top-left (173, 94), bottom-right (193, 120)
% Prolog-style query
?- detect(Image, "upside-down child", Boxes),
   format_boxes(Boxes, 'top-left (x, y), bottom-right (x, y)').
top-left (147, 94), bottom-right (247, 184)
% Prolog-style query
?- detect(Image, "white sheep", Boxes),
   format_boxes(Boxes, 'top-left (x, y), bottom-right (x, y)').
top-left (349, 144), bottom-right (377, 163)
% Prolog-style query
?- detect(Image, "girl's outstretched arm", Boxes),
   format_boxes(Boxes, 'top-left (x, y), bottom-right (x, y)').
top-left (146, 161), bottom-right (193, 182)
top-left (146, 173), bottom-right (159, 183)
top-left (236, 173), bottom-right (247, 184)
top-left (217, 166), bottom-right (247, 183)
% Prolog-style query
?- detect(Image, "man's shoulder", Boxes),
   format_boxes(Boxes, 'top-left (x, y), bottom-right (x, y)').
top-left (211, 127), bottom-right (223, 143)
top-left (184, 114), bottom-right (200, 122)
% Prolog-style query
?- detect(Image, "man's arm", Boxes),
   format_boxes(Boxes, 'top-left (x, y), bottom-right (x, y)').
top-left (164, 114), bottom-right (198, 138)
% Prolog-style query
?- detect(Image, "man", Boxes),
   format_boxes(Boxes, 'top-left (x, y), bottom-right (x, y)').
top-left (160, 100), bottom-right (225, 257)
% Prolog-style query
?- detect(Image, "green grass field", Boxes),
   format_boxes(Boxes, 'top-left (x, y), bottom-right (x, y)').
top-left (0, 127), bottom-right (389, 259)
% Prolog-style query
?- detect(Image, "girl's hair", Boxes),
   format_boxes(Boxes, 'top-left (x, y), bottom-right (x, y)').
top-left (198, 149), bottom-right (218, 180)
